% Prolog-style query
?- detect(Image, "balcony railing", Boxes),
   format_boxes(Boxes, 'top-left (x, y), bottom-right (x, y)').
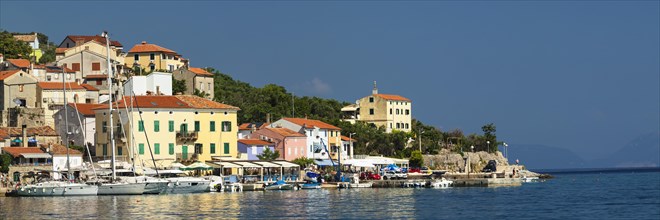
top-left (176, 130), bottom-right (198, 142)
top-left (176, 153), bottom-right (196, 161)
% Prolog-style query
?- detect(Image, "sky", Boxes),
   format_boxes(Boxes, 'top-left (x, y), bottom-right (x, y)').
top-left (1, 1), bottom-right (658, 164)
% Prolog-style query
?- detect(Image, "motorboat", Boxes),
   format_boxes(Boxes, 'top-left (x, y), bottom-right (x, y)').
top-left (349, 182), bottom-right (373, 188)
top-left (430, 178), bottom-right (453, 188)
top-left (300, 182), bottom-right (321, 189)
top-left (264, 180), bottom-right (294, 190)
top-left (521, 176), bottom-right (540, 183)
top-left (16, 181), bottom-right (98, 196)
top-left (158, 170), bottom-right (211, 194)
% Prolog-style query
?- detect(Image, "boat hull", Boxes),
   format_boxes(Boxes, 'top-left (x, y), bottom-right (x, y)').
top-left (264, 184), bottom-right (294, 190)
top-left (98, 182), bottom-right (146, 195)
top-left (166, 178), bottom-right (211, 194)
top-left (16, 183), bottom-right (98, 196)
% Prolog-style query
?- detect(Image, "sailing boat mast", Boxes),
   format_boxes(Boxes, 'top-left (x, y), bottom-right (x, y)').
top-left (63, 66), bottom-right (71, 181)
top-left (103, 31), bottom-right (117, 181)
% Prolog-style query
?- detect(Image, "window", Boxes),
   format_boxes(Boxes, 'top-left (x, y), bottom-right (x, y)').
top-left (208, 83), bottom-right (211, 91)
top-left (194, 144), bottom-right (203, 154)
top-left (118, 147), bottom-right (122, 155)
top-left (369, 108), bottom-right (374, 115)
top-left (210, 143), bottom-right (216, 154)
top-left (194, 121), bottom-right (200, 132)
top-left (200, 82), bottom-right (204, 90)
top-left (169, 143), bottom-right (175, 155)
top-left (154, 143), bottom-right (160, 155)
top-left (150, 53), bottom-right (155, 60)
top-left (103, 144), bottom-right (108, 155)
top-left (369, 97), bottom-right (374, 102)
top-left (19, 85), bottom-right (24, 92)
top-left (154, 120), bottom-right (160, 132)
top-left (210, 121), bottom-right (216, 132)
top-left (102, 121), bottom-right (107, 133)
top-left (389, 109), bottom-right (392, 115)
top-left (96, 80), bottom-right (102, 85)
top-left (72, 63), bottom-right (80, 71)
top-left (390, 123), bottom-right (392, 128)
top-left (251, 147), bottom-right (257, 154)
top-left (134, 54), bottom-right (139, 61)
top-left (138, 120), bottom-right (144, 132)
top-left (396, 123), bottom-right (400, 129)
top-left (406, 109), bottom-right (410, 115)
top-left (150, 64), bottom-right (155, 71)
top-left (169, 120), bottom-right (174, 132)
top-left (221, 121), bottom-right (231, 132)
top-left (92, 62), bottom-right (101, 71)
top-left (224, 143), bottom-right (230, 154)
top-left (396, 109), bottom-right (400, 115)
top-left (406, 123), bottom-right (409, 129)
top-left (139, 144), bottom-right (145, 155)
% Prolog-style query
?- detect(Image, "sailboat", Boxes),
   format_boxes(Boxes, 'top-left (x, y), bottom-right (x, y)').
top-left (95, 31), bottom-right (145, 195)
top-left (15, 63), bottom-right (98, 197)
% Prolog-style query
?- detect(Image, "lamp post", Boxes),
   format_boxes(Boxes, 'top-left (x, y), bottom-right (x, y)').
top-left (487, 141), bottom-right (490, 153)
top-left (471, 145), bottom-right (474, 153)
top-left (503, 142), bottom-right (508, 159)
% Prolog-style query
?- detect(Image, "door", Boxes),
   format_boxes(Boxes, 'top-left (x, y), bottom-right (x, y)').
top-left (180, 124), bottom-right (188, 135)
top-left (182, 145), bottom-right (188, 159)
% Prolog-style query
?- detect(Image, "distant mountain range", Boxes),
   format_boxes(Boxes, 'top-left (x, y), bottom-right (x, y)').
top-left (506, 132), bottom-right (660, 170)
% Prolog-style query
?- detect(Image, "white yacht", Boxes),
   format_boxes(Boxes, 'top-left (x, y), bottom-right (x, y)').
top-left (16, 181), bottom-right (98, 196)
top-left (97, 182), bottom-right (146, 195)
top-left (430, 178), bottom-right (453, 188)
top-left (158, 170), bottom-right (211, 194)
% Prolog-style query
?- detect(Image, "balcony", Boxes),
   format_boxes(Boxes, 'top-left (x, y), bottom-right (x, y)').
top-left (176, 153), bottom-right (197, 162)
top-left (176, 130), bottom-right (198, 142)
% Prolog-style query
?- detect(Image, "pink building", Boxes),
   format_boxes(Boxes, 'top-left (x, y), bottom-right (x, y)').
top-left (251, 127), bottom-right (307, 161)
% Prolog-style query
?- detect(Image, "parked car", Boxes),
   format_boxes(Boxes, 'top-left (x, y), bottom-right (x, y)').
top-left (408, 168), bottom-right (421, 173)
top-left (359, 172), bottom-right (381, 180)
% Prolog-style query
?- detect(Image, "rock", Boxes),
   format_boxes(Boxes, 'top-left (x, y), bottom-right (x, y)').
top-left (423, 149), bottom-right (510, 172)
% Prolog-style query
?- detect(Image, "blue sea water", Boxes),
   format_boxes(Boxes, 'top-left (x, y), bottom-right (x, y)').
top-left (1, 170), bottom-right (658, 219)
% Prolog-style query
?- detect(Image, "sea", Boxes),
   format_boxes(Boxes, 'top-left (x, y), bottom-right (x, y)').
top-left (1, 168), bottom-right (658, 219)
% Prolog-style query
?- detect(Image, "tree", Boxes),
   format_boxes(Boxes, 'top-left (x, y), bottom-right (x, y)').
top-left (481, 123), bottom-right (499, 153)
top-left (256, 147), bottom-right (280, 161)
top-left (291, 157), bottom-right (315, 168)
top-left (409, 150), bottom-right (424, 168)
top-left (193, 89), bottom-right (209, 98)
top-left (0, 153), bottom-right (12, 173)
top-left (0, 30), bottom-right (31, 59)
top-left (172, 78), bottom-right (186, 94)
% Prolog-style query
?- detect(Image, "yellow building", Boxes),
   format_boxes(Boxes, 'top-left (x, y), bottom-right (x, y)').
top-left (342, 82), bottom-right (412, 133)
top-left (125, 41), bottom-right (186, 73)
top-left (94, 95), bottom-right (239, 168)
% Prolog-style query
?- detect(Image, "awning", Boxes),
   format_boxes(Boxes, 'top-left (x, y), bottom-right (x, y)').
top-left (314, 159), bottom-right (336, 166)
top-left (233, 161), bottom-right (261, 168)
top-left (253, 161), bottom-right (280, 168)
top-left (272, 161), bottom-right (300, 168)
top-left (21, 153), bottom-right (52, 159)
top-left (212, 162), bottom-right (241, 168)
top-left (344, 159), bottom-right (375, 168)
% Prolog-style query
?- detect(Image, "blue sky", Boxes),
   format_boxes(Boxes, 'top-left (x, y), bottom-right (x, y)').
top-left (2, 1), bottom-right (658, 163)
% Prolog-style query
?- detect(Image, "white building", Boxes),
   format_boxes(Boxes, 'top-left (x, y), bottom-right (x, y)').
top-left (123, 72), bottom-right (172, 96)
top-left (44, 143), bottom-right (83, 180)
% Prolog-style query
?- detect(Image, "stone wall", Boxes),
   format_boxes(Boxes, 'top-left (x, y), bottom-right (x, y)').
top-left (423, 149), bottom-right (509, 172)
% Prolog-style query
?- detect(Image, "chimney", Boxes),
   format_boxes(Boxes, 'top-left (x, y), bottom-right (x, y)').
top-left (22, 124), bottom-right (27, 148)
top-left (141, 41), bottom-right (147, 45)
top-left (266, 113), bottom-right (271, 124)
top-left (372, 81), bottom-right (378, 95)
top-left (0, 54), bottom-right (4, 63)
top-left (251, 124), bottom-right (257, 133)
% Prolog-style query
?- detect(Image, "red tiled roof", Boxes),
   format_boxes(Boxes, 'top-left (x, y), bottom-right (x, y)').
top-left (374, 94), bottom-right (411, 102)
top-left (238, 139), bottom-right (274, 146)
top-left (7, 59), bottom-right (30, 68)
top-left (0, 126), bottom-right (59, 137)
top-left (40, 144), bottom-right (82, 155)
top-left (239, 123), bottom-right (252, 130)
top-left (13, 34), bottom-right (37, 42)
top-left (113, 96), bottom-right (189, 109)
top-left (266, 127), bottom-right (306, 137)
top-left (80, 84), bottom-right (99, 91)
top-left (282, 118), bottom-right (341, 130)
top-left (0, 70), bottom-right (21, 80)
top-left (84, 74), bottom-right (108, 79)
top-left (175, 95), bottom-right (239, 110)
top-left (55, 48), bottom-right (68, 54)
top-left (128, 41), bottom-right (178, 54)
top-left (188, 67), bottom-right (214, 76)
top-left (68, 103), bottom-right (106, 116)
top-left (0, 129), bottom-right (9, 140)
top-left (38, 82), bottom-right (86, 90)
top-left (341, 135), bottom-right (356, 142)
top-left (1, 147), bottom-right (45, 158)
top-left (61, 35), bottom-right (122, 48)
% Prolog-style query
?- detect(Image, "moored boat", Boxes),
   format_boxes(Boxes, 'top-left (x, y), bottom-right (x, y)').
top-left (264, 180), bottom-right (293, 190)
top-left (430, 178), bottom-right (453, 188)
top-left (16, 181), bottom-right (98, 196)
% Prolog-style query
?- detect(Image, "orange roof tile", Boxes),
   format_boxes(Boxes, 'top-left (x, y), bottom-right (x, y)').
top-left (55, 48), bottom-right (68, 54)
top-left (374, 94), bottom-right (411, 102)
top-left (238, 139), bottom-right (274, 145)
top-left (188, 67), bottom-right (214, 76)
top-left (282, 118), bottom-right (341, 130)
top-left (0, 129), bottom-right (9, 140)
top-left (0, 70), bottom-right (21, 80)
top-left (266, 127), bottom-right (306, 137)
top-left (239, 123), bottom-right (253, 130)
top-left (341, 135), bottom-right (356, 142)
top-left (175, 95), bottom-right (240, 110)
top-left (40, 143), bottom-right (82, 155)
top-left (1, 147), bottom-right (45, 158)
top-left (0, 126), bottom-right (59, 137)
top-left (7, 59), bottom-right (30, 68)
top-left (84, 74), bottom-right (108, 79)
top-left (62, 35), bottom-right (122, 48)
top-left (80, 84), bottom-right (99, 91)
top-left (113, 96), bottom-right (190, 109)
top-left (38, 82), bottom-right (86, 90)
top-left (68, 103), bottom-right (106, 116)
top-left (128, 41), bottom-right (178, 54)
